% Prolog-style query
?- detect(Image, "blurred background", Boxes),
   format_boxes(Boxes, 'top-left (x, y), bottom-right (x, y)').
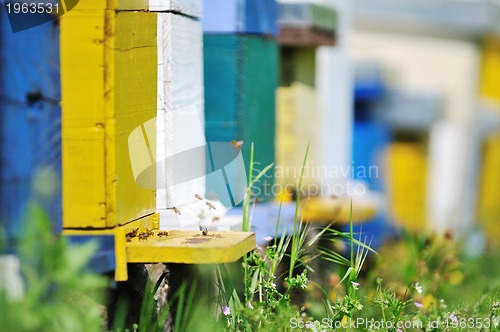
top-left (200, 0), bottom-right (500, 249)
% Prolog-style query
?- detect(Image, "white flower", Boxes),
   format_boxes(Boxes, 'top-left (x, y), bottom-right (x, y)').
top-left (263, 236), bottom-right (273, 242)
top-left (351, 281), bottom-right (360, 290)
top-left (248, 302), bottom-right (253, 310)
top-left (414, 282), bottom-right (423, 294)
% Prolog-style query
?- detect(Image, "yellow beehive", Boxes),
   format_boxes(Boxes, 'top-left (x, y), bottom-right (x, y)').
top-left (477, 36), bottom-right (500, 245)
top-left (276, 47), bottom-right (319, 191)
top-left (385, 143), bottom-right (428, 232)
top-left (477, 136), bottom-right (500, 244)
top-left (276, 82), bottom-right (318, 188)
top-left (479, 36), bottom-right (500, 101)
top-left (61, 4), bottom-right (157, 229)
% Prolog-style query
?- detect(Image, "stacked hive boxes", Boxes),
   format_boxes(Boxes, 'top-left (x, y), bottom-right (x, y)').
top-left (203, 0), bottom-right (279, 202)
top-left (275, 1), bottom-right (336, 193)
top-left (2, 1), bottom-right (256, 280)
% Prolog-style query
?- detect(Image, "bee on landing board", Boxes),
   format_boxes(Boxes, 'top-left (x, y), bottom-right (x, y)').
top-left (157, 231), bottom-right (169, 237)
top-left (138, 232), bottom-right (150, 241)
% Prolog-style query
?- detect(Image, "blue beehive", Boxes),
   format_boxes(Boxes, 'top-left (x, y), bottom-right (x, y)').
top-left (0, 10), bottom-right (62, 240)
top-left (0, 9), bottom-right (114, 272)
top-left (202, 0), bottom-right (278, 36)
top-left (203, 0), bottom-right (279, 203)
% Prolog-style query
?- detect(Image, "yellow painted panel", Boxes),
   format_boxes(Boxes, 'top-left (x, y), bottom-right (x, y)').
top-left (126, 231), bottom-right (256, 264)
top-left (71, 0), bottom-right (149, 10)
top-left (477, 136), bottom-right (500, 246)
top-left (276, 83), bottom-right (318, 187)
top-left (61, 10), bottom-right (107, 228)
top-left (61, 10), bottom-right (157, 229)
top-left (300, 197), bottom-right (377, 224)
top-left (384, 143), bottom-right (427, 232)
top-left (108, 11), bottom-right (157, 227)
top-left (479, 36), bottom-right (500, 101)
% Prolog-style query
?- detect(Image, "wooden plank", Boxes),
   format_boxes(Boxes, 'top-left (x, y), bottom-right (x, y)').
top-left (61, 10), bottom-right (157, 229)
top-left (126, 230), bottom-right (255, 264)
top-left (279, 27), bottom-right (335, 47)
top-left (111, 11), bottom-right (157, 227)
top-left (156, 13), bottom-right (205, 215)
top-left (149, 0), bottom-right (202, 18)
top-left (477, 136), bottom-right (500, 246)
top-left (72, 0), bottom-right (148, 10)
top-left (0, 9), bottom-right (62, 238)
top-left (480, 36), bottom-right (500, 102)
top-left (202, 0), bottom-right (278, 35)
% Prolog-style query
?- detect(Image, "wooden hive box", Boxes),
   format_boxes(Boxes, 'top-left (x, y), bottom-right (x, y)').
top-left (204, 35), bottom-right (278, 202)
top-left (61, 1), bottom-right (157, 229)
top-left (0, 7), bottom-right (62, 238)
top-left (202, 0), bottom-right (278, 35)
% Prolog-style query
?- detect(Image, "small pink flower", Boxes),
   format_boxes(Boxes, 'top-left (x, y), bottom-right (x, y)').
top-left (397, 329), bottom-right (403, 332)
top-left (222, 306), bottom-right (231, 316)
top-left (256, 246), bottom-right (263, 251)
top-left (263, 236), bottom-right (273, 242)
top-left (414, 302), bottom-right (424, 308)
top-left (248, 302), bottom-right (253, 310)
top-left (450, 314), bottom-right (458, 324)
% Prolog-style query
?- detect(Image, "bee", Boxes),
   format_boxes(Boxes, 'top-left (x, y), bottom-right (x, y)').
top-left (206, 201), bottom-right (216, 210)
top-left (201, 228), bottom-right (209, 236)
top-left (157, 231), bottom-right (169, 237)
top-left (146, 228), bottom-right (154, 236)
top-left (126, 227), bottom-right (139, 238)
top-left (194, 194), bottom-right (203, 200)
top-left (172, 207), bottom-right (181, 215)
top-left (230, 140), bottom-right (244, 150)
top-left (126, 228), bottom-right (139, 242)
top-left (138, 232), bottom-right (150, 241)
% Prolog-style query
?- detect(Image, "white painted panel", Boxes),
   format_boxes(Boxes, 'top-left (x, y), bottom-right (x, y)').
top-left (150, 0), bottom-right (203, 18)
top-left (157, 12), bottom-right (205, 213)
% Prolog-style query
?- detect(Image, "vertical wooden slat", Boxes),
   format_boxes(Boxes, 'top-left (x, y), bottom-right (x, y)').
top-left (61, 9), bottom-right (157, 228)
